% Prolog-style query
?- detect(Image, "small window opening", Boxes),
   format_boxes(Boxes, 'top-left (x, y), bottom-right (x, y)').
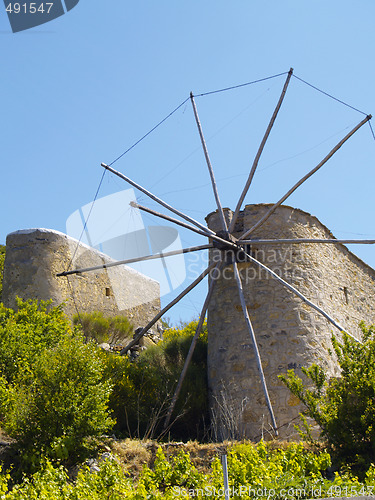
top-left (105, 287), bottom-right (111, 297)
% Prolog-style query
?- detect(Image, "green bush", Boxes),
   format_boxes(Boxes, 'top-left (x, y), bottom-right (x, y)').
top-left (1, 442), bottom-right (374, 499)
top-left (104, 319), bottom-right (209, 441)
top-left (0, 458), bottom-right (134, 499)
top-left (0, 300), bottom-right (114, 469)
top-left (0, 298), bottom-right (72, 384)
top-left (0, 244), bottom-right (5, 302)
top-left (73, 310), bottom-right (133, 345)
top-left (280, 322), bottom-right (375, 475)
top-left (1, 333), bottom-right (114, 466)
top-left (139, 447), bottom-right (202, 494)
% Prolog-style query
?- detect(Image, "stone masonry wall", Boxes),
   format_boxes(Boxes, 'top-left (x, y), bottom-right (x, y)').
top-left (206, 204), bottom-right (375, 441)
top-left (2, 229), bottom-right (161, 330)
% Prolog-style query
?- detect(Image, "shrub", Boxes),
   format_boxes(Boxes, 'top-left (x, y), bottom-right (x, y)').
top-left (0, 442), bottom-right (372, 499)
top-left (0, 298), bottom-right (72, 384)
top-left (73, 310), bottom-right (133, 345)
top-left (280, 322), bottom-right (375, 475)
top-left (0, 300), bottom-right (114, 469)
top-left (104, 319), bottom-right (209, 441)
top-left (1, 333), bottom-right (114, 466)
top-left (139, 447), bottom-right (202, 493)
top-left (1, 458), bottom-right (134, 499)
top-left (0, 244), bottom-right (5, 302)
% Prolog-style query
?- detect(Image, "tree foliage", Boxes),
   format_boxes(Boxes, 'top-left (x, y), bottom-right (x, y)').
top-left (280, 322), bottom-right (375, 474)
top-left (104, 319), bottom-right (209, 441)
top-left (0, 298), bottom-right (72, 383)
top-left (0, 299), bottom-right (113, 469)
top-left (0, 302), bottom-right (209, 472)
top-left (0, 244), bottom-right (5, 303)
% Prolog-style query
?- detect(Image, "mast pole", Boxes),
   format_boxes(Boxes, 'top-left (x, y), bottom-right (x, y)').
top-left (57, 244), bottom-right (211, 277)
top-left (163, 259), bottom-right (224, 429)
top-left (240, 238), bottom-right (375, 245)
top-left (101, 163), bottom-right (216, 236)
top-left (190, 92), bottom-right (229, 235)
top-left (239, 115), bottom-right (372, 240)
top-left (119, 261), bottom-right (217, 355)
top-left (232, 258), bottom-right (278, 434)
top-left (229, 68), bottom-right (293, 233)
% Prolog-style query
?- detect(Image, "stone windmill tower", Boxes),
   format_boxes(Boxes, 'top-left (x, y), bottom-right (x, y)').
top-left (59, 69), bottom-right (375, 440)
top-left (206, 204), bottom-right (375, 440)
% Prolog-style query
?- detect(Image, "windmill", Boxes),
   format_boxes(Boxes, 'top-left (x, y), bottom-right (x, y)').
top-left (59, 68), bottom-right (375, 439)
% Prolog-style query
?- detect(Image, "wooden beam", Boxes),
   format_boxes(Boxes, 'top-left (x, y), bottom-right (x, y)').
top-left (240, 238), bottom-right (375, 245)
top-left (232, 258), bottom-right (278, 434)
top-left (101, 163), bottom-right (216, 236)
top-left (238, 114), bottom-right (372, 241)
top-left (132, 201), bottom-right (215, 239)
top-left (119, 261), bottom-right (217, 355)
top-left (57, 244), bottom-right (211, 277)
top-left (242, 249), bottom-right (362, 344)
top-left (163, 258), bottom-right (224, 429)
top-left (190, 92), bottom-right (229, 235)
top-left (133, 201), bottom-right (240, 251)
top-left (229, 68), bottom-right (293, 233)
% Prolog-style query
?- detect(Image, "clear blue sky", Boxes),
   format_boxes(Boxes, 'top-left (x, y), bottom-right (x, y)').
top-left (1, 1), bottom-right (375, 324)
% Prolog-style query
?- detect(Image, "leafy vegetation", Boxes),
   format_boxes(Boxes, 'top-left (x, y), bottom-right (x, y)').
top-left (280, 322), bottom-right (375, 476)
top-left (1, 297), bottom-right (375, 496)
top-left (105, 319), bottom-right (209, 441)
top-left (73, 310), bottom-right (133, 344)
top-left (0, 299), bottom-right (72, 384)
top-left (0, 244), bottom-right (5, 302)
top-left (0, 441), bottom-right (375, 498)
top-left (0, 300), bottom-right (113, 471)
top-left (0, 301), bottom-right (208, 474)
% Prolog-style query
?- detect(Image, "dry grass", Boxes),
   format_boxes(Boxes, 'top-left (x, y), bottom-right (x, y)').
top-left (109, 439), bottom-right (155, 477)
top-left (0, 428), bottom-right (13, 445)
top-left (106, 437), bottom-right (327, 480)
top-left (108, 438), bottom-right (243, 479)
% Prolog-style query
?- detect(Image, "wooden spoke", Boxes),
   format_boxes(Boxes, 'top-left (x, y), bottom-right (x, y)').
top-left (242, 249), bottom-right (362, 344)
top-left (101, 163), bottom-right (216, 236)
top-left (232, 258), bottom-right (278, 434)
top-left (238, 115), bottom-right (372, 241)
top-left (190, 93), bottom-right (228, 235)
top-left (229, 68), bottom-right (293, 233)
top-left (132, 200), bottom-right (240, 251)
top-left (240, 238), bottom-right (375, 245)
top-left (131, 201), bottom-right (215, 239)
top-left (163, 258), bottom-right (225, 429)
top-left (57, 244), bottom-right (212, 277)
top-left (119, 261), bottom-right (217, 355)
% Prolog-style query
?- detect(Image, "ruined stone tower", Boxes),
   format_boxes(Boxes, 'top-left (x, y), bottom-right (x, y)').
top-left (2, 229), bottom-right (161, 327)
top-left (206, 204), bottom-right (375, 441)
